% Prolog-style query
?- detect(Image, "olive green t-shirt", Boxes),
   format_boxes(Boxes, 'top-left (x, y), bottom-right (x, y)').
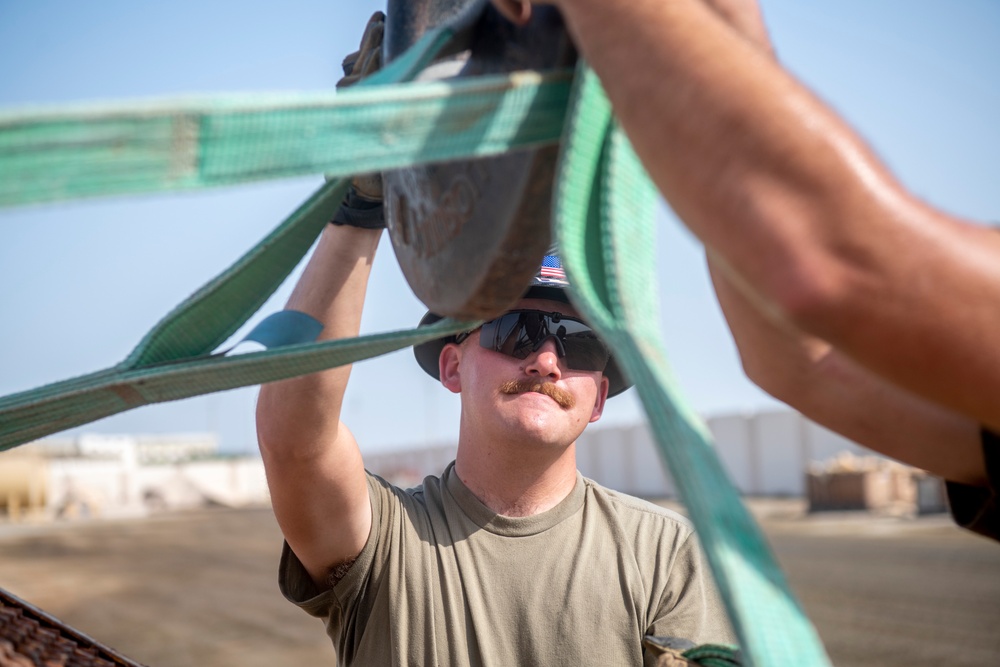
top-left (279, 463), bottom-right (733, 666)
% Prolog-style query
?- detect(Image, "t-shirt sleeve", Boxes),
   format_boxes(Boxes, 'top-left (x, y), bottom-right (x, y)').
top-left (946, 427), bottom-right (1000, 542)
top-left (277, 472), bottom-right (387, 618)
top-left (647, 530), bottom-right (736, 648)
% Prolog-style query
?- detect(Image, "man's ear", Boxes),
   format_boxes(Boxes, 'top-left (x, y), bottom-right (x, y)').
top-left (439, 343), bottom-right (462, 394)
top-left (589, 375), bottom-right (610, 423)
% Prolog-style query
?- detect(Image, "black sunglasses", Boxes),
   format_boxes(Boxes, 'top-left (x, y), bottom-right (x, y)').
top-left (456, 310), bottom-right (611, 372)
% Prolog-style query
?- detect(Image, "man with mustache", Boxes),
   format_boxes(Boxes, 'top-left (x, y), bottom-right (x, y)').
top-left (257, 13), bottom-right (727, 663)
top-left (256, 20), bottom-right (731, 652)
top-left (256, 216), bottom-right (733, 664)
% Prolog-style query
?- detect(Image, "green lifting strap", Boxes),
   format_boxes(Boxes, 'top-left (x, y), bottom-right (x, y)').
top-left (0, 16), bottom-right (835, 667)
top-left (0, 174), bottom-right (475, 448)
top-left (0, 12), bottom-right (500, 209)
top-left (554, 63), bottom-right (832, 667)
top-left (0, 70), bottom-right (572, 209)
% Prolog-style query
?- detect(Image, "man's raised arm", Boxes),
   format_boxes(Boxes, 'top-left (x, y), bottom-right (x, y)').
top-left (256, 224), bottom-right (381, 589)
top-left (256, 11), bottom-right (387, 590)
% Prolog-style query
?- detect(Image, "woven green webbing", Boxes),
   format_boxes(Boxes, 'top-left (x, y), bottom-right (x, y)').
top-left (0, 18), bottom-right (835, 667)
top-left (0, 316), bottom-right (472, 450)
top-left (554, 63), bottom-right (833, 667)
top-left (0, 173), bottom-right (475, 448)
top-left (0, 70), bottom-right (572, 209)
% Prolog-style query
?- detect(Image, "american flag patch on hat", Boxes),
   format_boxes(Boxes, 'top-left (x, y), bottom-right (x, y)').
top-left (538, 255), bottom-right (566, 281)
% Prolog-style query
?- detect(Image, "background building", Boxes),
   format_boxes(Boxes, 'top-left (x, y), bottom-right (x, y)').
top-left (0, 409), bottom-right (946, 522)
top-left (0, 433), bottom-right (269, 522)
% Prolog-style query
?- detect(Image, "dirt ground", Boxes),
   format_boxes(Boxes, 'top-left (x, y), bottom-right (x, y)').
top-left (759, 509), bottom-right (1000, 666)
top-left (0, 503), bottom-right (998, 667)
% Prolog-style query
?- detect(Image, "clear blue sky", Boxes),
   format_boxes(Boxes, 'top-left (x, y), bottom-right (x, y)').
top-left (1, 1), bottom-right (997, 454)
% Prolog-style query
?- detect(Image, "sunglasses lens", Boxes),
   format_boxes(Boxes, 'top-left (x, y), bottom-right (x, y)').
top-left (483, 312), bottom-right (538, 360)
top-left (561, 328), bottom-right (610, 371)
top-left (479, 311), bottom-right (609, 372)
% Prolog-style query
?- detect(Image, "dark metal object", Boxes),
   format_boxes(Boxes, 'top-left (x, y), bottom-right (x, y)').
top-left (383, 0), bottom-right (576, 319)
top-left (0, 586), bottom-right (146, 667)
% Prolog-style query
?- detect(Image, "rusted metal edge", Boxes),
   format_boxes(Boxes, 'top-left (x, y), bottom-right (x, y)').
top-left (0, 586), bottom-right (148, 667)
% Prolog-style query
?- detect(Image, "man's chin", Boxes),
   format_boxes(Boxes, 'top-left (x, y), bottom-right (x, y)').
top-left (498, 404), bottom-right (583, 447)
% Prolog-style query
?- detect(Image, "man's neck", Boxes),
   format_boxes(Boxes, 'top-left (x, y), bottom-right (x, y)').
top-left (454, 437), bottom-right (578, 517)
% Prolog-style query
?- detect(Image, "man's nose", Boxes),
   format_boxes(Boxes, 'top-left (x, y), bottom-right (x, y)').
top-left (524, 337), bottom-right (563, 379)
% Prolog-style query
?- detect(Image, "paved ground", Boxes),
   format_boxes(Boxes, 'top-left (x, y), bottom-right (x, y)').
top-left (0, 503), bottom-right (998, 666)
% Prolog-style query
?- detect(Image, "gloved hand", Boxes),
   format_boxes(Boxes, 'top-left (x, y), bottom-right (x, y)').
top-left (331, 11), bottom-right (385, 229)
top-left (338, 11), bottom-right (384, 88)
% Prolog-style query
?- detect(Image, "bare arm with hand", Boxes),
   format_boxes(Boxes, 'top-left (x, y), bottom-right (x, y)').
top-left (685, 0), bottom-right (986, 485)
top-left (255, 12), bottom-right (387, 590)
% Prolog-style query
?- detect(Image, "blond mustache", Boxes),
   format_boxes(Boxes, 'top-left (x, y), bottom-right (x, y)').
top-left (498, 379), bottom-right (576, 409)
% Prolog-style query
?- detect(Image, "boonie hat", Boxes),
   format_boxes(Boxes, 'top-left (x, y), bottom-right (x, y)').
top-left (413, 255), bottom-right (631, 397)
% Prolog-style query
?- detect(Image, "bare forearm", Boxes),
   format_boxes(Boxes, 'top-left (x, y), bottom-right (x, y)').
top-left (257, 224), bottom-right (381, 459)
top-left (710, 256), bottom-right (986, 486)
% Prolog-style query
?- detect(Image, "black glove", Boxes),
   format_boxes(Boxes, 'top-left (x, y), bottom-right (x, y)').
top-left (330, 11), bottom-right (385, 230)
